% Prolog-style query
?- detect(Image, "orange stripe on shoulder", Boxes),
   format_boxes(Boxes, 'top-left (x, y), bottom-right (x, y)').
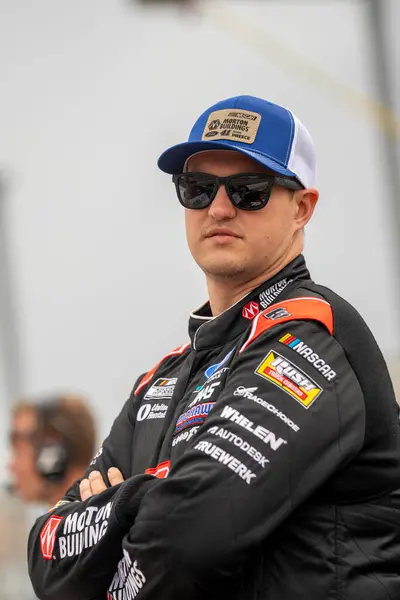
top-left (239, 297), bottom-right (333, 354)
top-left (134, 343), bottom-right (190, 396)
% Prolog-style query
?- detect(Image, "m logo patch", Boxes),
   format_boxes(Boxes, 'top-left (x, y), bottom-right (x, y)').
top-left (145, 460), bottom-right (171, 479)
top-left (40, 515), bottom-right (63, 559)
top-left (242, 301), bottom-right (260, 320)
top-left (256, 350), bottom-right (323, 408)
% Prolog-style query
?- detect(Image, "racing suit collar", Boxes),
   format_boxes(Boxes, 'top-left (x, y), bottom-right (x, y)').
top-left (189, 254), bottom-right (311, 350)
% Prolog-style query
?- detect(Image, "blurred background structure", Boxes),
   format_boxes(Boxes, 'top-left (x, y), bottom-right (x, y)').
top-left (0, 0), bottom-right (399, 597)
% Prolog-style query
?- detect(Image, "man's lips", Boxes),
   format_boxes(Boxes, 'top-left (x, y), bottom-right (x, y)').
top-left (204, 228), bottom-right (241, 239)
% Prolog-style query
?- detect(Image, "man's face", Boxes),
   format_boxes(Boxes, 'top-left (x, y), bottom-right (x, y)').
top-left (8, 409), bottom-right (45, 502)
top-left (184, 150), bottom-right (305, 281)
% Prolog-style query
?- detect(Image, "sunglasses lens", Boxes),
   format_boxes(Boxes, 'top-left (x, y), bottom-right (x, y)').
top-left (229, 176), bottom-right (272, 210)
top-left (177, 174), bottom-right (216, 209)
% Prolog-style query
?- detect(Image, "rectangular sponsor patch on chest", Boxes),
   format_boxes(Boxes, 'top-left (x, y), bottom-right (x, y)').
top-left (144, 378), bottom-right (177, 400)
top-left (255, 350), bottom-right (323, 408)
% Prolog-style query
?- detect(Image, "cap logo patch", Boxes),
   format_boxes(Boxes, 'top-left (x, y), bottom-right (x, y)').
top-left (201, 109), bottom-right (261, 145)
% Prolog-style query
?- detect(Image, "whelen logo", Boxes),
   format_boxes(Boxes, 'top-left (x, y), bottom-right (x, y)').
top-left (242, 301), bottom-right (260, 320)
top-left (40, 515), bottom-right (63, 559)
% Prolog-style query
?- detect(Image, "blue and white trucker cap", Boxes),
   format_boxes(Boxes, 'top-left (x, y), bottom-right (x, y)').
top-left (158, 95), bottom-right (316, 188)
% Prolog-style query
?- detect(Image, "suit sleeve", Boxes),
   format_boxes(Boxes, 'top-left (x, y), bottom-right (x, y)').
top-left (108, 321), bottom-right (366, 600)
top-left (28, 379), bottom-right (157, 600)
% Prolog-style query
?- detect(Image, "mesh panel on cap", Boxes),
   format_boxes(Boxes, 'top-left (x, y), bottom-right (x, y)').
top-left (287, 112), bottom-right (316, 188)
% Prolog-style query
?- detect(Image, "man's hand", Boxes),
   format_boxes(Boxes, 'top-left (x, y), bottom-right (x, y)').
top-left (80, 467), bottom-right (124, 501)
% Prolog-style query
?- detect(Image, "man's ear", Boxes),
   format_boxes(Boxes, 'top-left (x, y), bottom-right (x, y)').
top-left (295, 188), bottom-right (319, 229)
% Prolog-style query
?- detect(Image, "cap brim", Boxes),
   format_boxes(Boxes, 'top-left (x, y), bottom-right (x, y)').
top-left (158, 140), bottom-right (297, 179)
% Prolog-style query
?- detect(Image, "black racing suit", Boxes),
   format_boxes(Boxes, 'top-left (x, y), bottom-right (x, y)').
top-left (28, 255), bottom-right (400, 600)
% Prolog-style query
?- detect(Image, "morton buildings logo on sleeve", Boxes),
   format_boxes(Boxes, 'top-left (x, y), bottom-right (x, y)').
top-left (255, 350), bottom-right (323, 408)
top-left (108, 550), bottom-right (146, 600)
top-left (56, 501), bottom-right (113, 559)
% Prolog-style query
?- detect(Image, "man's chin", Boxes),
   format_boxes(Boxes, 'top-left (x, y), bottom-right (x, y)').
top-left (201, 259), bottom-right (247, 279)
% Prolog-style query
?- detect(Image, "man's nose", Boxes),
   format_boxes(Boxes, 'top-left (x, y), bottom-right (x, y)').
top-left (207, 184), bottom-right (236, 220)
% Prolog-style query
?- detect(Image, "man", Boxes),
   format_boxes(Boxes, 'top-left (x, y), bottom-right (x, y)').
top-left (8, 394), bottom-right (97, 508)
top-left (28, 95), bottom-right (400, 599)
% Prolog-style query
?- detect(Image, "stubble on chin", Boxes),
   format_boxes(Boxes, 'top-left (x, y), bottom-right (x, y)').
top-left (199, 255), bottom-right (248, 279)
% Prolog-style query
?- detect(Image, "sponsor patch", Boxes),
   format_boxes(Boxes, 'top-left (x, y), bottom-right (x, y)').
top-left (206, 366), bottom-right (229, 384)
top-left (58, 501), bottom-right (112, 559)
top-left (40, 515), bottom-right (63, 559)
top-left (188, 381), bottom-right (221, 408)
top-left (137, 403), bottom-right (168, 421)
top-left (193, 366), bottom-right (230, 395)
top-left (172, 426), bottom-right (200, 447)
top-left (207, 425), bottom-right (269, 468)
top-left (204, 350), bottom-right (233, 379)
top-left (242, 300), bottom-right (260, 320)
top-left (175, 402), bottom-right (215, 433)
top-left (259, 278), bottom-right (292, 310)
top-left (144, 377), bottom-right (177, 400)
top-left (279, 333), bottom-right (336, 381)
top-left (195, 440), bottom-right (257, 484)
top-left (201, 108), bottom-right (262, 144)
top-left (144, 460), bottom-right (170, 479)
top-left (192, 352), bottom-right (233, 395)
top-left (234, 386), bottom-right (300, 432)
top-left (220, 405), bottom-right (287, 450)
top-left (256, 350), bottom-right (323, 408)
top-left (264, 306), bottom-right (291, 320)
top-left (108, 550), bottom-right (146, 600)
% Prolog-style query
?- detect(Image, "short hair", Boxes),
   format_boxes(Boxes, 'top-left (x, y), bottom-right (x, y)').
top-left (12, 394), bottom-right (97, 468)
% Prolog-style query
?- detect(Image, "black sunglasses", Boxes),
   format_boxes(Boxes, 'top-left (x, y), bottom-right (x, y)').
top-left (172, 172), bottom-right (303, 211)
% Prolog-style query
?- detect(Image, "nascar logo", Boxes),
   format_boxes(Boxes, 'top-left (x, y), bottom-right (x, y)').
top-left (279, 334), bottom-right (336, 381)
top-left (255, 350), bottom-right (322, 408)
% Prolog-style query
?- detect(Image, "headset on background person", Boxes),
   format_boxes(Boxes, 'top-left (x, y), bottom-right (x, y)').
top-left (33, 398), bottom-right (74, 484)
top-left (7, 394), bottom-right (97, 503)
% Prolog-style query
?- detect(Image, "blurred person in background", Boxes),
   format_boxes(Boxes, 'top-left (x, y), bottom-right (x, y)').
top-left (28, 96), bottom-right (400, 600)
top-left (8, 394), bottom-right (97, 508)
